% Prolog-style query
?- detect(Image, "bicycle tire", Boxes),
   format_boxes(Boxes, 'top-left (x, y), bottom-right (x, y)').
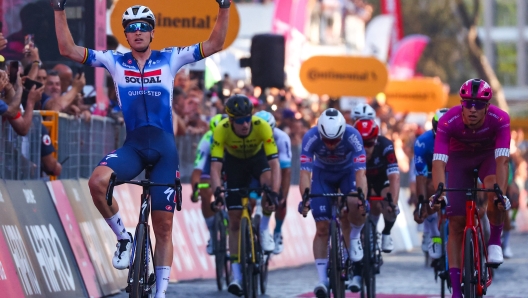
top-left (240, 217), bottom-right (253, 298)
top-left (477, 231), bottom-right (487, 297)
top-left (463, 229), bottom-right (476, 298)
top-left (440, 218), bottom-right (446, 298)
top-left (330, 220), bottom-right (345, 298)
top-left (362, 219), bottom-right (375, 298)
top-left (131, 224), bottom-right (147, 298)
top-left (214, 211), bottom-right (227, 291)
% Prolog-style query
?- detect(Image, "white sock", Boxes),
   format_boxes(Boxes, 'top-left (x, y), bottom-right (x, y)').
top-left (104, 211), bottom-right (129, 240)
top-left (370, 214), bottom-right (380, 226)
top-left (350, 223), bottom-right (364, 240)
top-left (428, 213), bottom-right (440, 237)
top-left (260, 214), bottom-right (271, 231)
top-left (232, 263), bottom-right (242, 281)
top-left (154, 266), bottom-right (170, 298)
top-left (315, 259), bottom-right (328, 284)
top-left (204, 216), bottom-right (215, 239)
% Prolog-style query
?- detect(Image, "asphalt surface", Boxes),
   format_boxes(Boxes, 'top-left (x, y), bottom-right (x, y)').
top-left (110, 231), bottom-right (527, 297)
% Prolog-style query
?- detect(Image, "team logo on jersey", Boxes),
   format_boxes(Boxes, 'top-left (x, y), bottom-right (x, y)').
top-left (127, 59), bottom-right (133, 64)
top-left (42, 135), bottom-right (51, 146)
top-left (125, 69), bottom-right (162, 84)
top-left (165, 205), bottom-right (173, 211)
top-left (300, 155), bottom-right (312, 163)
top-left (176, 171), bottom-right (180, 179)
top-left (100, 161), bottom-right (107, 166)
top-left (387, 153), bottom-right (396, 163)
top-left (354, 154), bottom-right (366, 163)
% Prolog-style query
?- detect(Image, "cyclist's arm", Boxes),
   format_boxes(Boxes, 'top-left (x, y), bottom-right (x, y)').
top-left (210, 127), bottom-right (225, 192)
top-left (53, 10), bottom-right (89, 63)
top-left (388, 173), bottom-right (400, 205)
top-left (277, 130), bottom-right (292, 200)
top-left (201, 6), bottom-right (230, 57)
top-left (269, 158), bottom-right (281, 193)
top-left (280, 167), bottom-right (291, 200)
top-left (355, 169), bottom-right (368, 196)
top-left (495, 115), bottom-right (511, 192)
top-left (299, 132), bottom-right (316, 194)
top-left (384, 140), bottom-right (400, 205)
top-left (191, 169), bottom-right (203, 189)
top-left (299, 170), bottom-right (311, 195)
top-left (432, 127), bottom-right (449, 192)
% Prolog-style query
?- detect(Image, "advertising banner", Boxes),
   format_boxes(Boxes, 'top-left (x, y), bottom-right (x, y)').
top-left (61, 179), bottom-right (122, 296)
top-left (47, 180), bottom-right (101, 298)
top-left (4, 180), bottom-right (87, 298)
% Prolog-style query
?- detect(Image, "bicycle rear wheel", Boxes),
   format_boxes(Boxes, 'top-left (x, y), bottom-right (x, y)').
top-left (363, 219), bottom-right (375, 298)
top-left (330, 220), bottom-right (345, 298)
top-left (214, 211), bottom-right (227, 291)
top-left (440, 218), bottom-right (447, 298)
top-left (240, 217), bottom-right (254, 298)
top-left (130, 224), bottom-right (147, 298)
top-left (463, 229), bottom-right (476, 298)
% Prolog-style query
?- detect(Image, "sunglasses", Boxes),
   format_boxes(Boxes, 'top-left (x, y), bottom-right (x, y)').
top-left (363, 139), bottom-right (376, 148)
top-left (322, 137), bottom-right (342, 146)
top-left (461, 100), bottom-right (487, 110)
top-left (232, 116), bottom-right (252, 125)
top-left (124, 22), bottom-right (153, 33)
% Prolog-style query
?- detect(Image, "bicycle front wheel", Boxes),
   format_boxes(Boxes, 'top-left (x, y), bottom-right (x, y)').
top-left (240, 217), bottom-right (254, 298)
top-left (330, 220), bottom-right (345, 298)
top-left (463, 229), bottom-right (476, 298)
top-left (131, 224), bottom-right (147, 298)
top-left (363, 218), bottom-right (375, 298)
top-left (214, 211), bottom-right (227, 291)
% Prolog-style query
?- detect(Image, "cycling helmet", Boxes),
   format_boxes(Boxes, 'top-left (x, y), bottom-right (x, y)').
top-left (225, 94), bottom-right (254, 118)
top-left (255, 111), bottom-right (276, 129)
top-left (209, 114), bottom-right (227, 131)
top-left (317, 108), bottom-right (346, 141)
top-left (459, 79), bottom-right (492, 101)
top-left (432, 108), bottom-right (449, 135)
top-left (122, 5), bottom-right (156, 28)
top-left (354, 119), bottom-right (379, 142)
top-left (351, 103), bottom-right (376, 121)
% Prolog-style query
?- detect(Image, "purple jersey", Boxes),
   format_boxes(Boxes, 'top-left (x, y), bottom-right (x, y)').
top-left (433, 105), bottom-right (510, 162)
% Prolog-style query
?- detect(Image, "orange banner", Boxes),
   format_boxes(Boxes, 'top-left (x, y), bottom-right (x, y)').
top-left (384, 78), bottom-right (448, 113)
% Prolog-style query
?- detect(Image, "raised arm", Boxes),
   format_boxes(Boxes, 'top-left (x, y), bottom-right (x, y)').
top-left (201, 0), bottom-right (231, 57)
top-left (51, 1), bottom-right (88, 63)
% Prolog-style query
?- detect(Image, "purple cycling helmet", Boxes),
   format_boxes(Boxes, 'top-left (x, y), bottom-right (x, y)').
top-left (459, 79), bottom-right (492, 101)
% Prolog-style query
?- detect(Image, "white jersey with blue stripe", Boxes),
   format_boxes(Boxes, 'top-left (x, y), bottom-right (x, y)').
top-left (83, 44), bottom-right (205, 134)
top-left (273, 127), bottom-right (292, 169)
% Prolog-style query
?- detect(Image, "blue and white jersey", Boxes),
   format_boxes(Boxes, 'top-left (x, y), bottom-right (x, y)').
top-left (414, 129), bottom-right (435, 178)
top-left (83, 44), bottom-right (205, 134)
top-left (273, 127), bottom-right (292, 169)
top-left (300, 125), bottom-right (366, 172)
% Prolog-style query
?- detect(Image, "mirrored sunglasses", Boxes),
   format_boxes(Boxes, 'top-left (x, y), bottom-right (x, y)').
top-left (125, 22), bottom-right (153, 33)
top-left (232, 116), bottom-right (252, 125)
top-left (461, 100), bottom-right (487, 110)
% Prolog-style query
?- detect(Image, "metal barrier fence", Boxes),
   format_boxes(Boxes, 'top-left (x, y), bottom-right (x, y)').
top-left (0, 114), bottom-right (302, 184)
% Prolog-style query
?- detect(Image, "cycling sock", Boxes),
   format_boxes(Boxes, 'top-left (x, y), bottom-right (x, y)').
top-left (274, 219), bottom-right (284, 234)
top-left (154, 266), bottom-right (170, 298)
top-left (260, 214), bottom-right (271, 231)
top-left (370, 214), bottom-right (380, 226)
top-left (204, 216), bottom-right (215, 238)
top-left (350, 223), bottom-right (364, 240)
top-left (488, 223), bottom-right (503, 246)
top-left (232, 262), bottom-right (242, 281)
top-left (502, 230), bottom-right (510, 248)
top-left (382, 219), bottom-right (395, 235)
top-left (449, 268), bottom-right (462, 298)
top-left (428, 213), bottom-right (440, 237)
top-left (104, 211), bottom-right (129, 241)
top-left (315, 259), bottom-right (328, 284)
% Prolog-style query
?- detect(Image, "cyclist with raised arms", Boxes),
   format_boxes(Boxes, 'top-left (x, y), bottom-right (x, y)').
top-left (50, 1), bottom-right (231, 297)
top-left (431, 79), bottom-right (511, 298)
top-left (299, 108), bottom-right (367, 297)
top-left (210, 94), bottom-right (281, 296)
top-left (191, 114), bottom-right (227, 255)
top-left (413, 108), bottom-right (449, 260)
top-left (254, 110), bottom-right (292, 255)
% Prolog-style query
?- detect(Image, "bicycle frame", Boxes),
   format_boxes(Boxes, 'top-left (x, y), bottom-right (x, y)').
top-left (239, 196), bottom-right (256, 263)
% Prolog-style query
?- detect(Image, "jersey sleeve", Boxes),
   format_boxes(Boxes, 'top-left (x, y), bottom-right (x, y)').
top-left (275, 129), bottom-right (292, 168)
top-left (383, 139), bottom-right (399, 176)
top-left (83, 49), bottom-right (118, 76)
top-left (166, 44), bottom-right (206, 77)
top-left (194, 132), bottom-right (212, 170)
top-left (433, 126), bottom-right (450, 163)
top-left (210, 124), bottom-right (226, 162)
top-left (414, 137), bottom-right (428, 176)
top-left (494, 111), bottom-right (511, 158)
top-left (260, 122), bottom-right (279, 160)
top-left (0, 100), bottom-right (7, 115)
top-left (300, 131), bottom-right (317, 172)
top-left (348, 129), bottom-right (367, 172)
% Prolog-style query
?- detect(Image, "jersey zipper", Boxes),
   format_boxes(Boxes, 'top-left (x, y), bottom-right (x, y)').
top-left (134, 57), bottom-right (150, 123)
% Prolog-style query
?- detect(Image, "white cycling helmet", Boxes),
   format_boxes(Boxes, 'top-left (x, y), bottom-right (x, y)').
top-left (351, 103), bottom-right (376, 121)
top-left (122, 5), bottom-right (156, 28)
top-left (317, 108), bottom-right (346, 140)
top-left (255, 111), bottom-right (276, 129)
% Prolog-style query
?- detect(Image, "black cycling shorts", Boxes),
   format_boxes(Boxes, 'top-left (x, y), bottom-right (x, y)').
top-left (369, 179), bottom-right (390, 197)
top-left (223, 148), bottom-right (271, 210)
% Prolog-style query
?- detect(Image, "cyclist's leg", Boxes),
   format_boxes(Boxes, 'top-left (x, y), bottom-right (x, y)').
top-left (368, 181), bottom-right (384, 226)
top-left (199, 159), bottom-right (215, 254)
top-left (424, 179), bottom-right (442, 258)
top-left (310, 166), bottom-right (334, 292)
top-left (146, 131), bottom-right (180, 298)
top-left (340, 169), bottom-right (366, 261)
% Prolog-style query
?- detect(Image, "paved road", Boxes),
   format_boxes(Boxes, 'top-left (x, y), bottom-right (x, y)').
top-left (110, 231), bottom-right (527, 297)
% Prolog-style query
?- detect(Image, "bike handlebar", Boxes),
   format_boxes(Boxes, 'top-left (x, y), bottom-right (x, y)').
top-left (431, 182), bottom-right (506, 208)
top-left (300, 187), bottom-right (365, 218)
top-left (212, 185), bottom-right (277, 210)
top-left (105, 173), bottom-right (183, 211)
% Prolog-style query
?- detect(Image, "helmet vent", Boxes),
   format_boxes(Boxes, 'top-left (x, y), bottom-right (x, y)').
top-left (132, 7), bottom-right (139, 15)
top-left (471, 79), bottom-right (481, 98)
top-left (326, 109), bottom-right (338, 117)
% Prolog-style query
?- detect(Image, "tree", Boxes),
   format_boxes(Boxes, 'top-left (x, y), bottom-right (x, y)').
top-left (454, 0), bottom-right (508, 110)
